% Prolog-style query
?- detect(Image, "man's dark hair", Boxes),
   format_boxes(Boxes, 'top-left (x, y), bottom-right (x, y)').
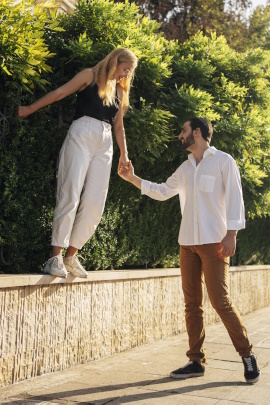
top-left (188, 117), bottom-right (213, 143)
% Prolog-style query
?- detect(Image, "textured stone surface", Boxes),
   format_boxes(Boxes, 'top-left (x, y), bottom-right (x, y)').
top-left (0, 267), bottom-right (270, 388)
top-left (0, 306), bottom-right (270, 404)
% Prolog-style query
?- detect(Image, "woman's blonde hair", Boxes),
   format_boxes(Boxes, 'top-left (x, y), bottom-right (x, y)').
top-left (93, 47), bottom-right (138, 113)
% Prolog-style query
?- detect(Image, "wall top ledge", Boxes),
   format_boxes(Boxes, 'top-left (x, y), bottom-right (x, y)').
top-left (0, 268), bottom-right (180, 289)
top-left (0, 265), bottom-right (270, 289)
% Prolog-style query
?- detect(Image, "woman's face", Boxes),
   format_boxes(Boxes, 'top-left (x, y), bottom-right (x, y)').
top-left (114, 62), bottom-right (135, 83)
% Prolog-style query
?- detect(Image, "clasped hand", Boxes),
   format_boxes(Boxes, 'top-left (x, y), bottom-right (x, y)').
top-left (118, 160), bottom-right (134, 181)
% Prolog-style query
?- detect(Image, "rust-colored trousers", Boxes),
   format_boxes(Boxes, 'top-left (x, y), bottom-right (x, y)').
top-left (180, 244), bottom-right (253, 365)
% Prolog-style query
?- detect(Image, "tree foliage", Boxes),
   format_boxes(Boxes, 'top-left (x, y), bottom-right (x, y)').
top-left (247, 3), bottom-right (270, 50)
top-left (122, 0), bottom-right (251, 50)
top-left (0, 0), bottom-right (66, 270)
top-left (0, 0), bottom-right (64, 91)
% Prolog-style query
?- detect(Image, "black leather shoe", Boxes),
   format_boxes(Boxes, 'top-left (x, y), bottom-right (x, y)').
top-left (170, 361), bottom-right (205, 379)
top-left (242, 353), bottom-right (261, 384)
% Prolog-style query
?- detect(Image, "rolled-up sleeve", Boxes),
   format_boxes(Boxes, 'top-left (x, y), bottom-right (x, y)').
top-left (141, 169), bottom-right (180, 201)
top-left (222, 157), bottom-right (246, 230)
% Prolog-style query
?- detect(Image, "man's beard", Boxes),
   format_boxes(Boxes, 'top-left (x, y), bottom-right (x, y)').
top-left (181, 131), bottom-right (195, 150)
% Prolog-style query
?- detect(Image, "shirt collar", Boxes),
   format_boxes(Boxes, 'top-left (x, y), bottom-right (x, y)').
top-left (188, 146), bottom-right (217, 166)
top-left (203, 146), bottom-right (217, 157)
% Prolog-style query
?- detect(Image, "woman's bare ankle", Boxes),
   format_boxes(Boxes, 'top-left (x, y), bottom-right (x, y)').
top-left (65, 246), bottom-right (78, 257)
top-left (51, 246), bottom-right (62, 258)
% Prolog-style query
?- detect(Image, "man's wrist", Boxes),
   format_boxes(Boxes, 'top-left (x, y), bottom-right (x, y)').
top-left (129, 175), bottom-right (136, 184)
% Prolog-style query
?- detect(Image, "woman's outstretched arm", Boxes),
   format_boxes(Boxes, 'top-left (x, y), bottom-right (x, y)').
top-left (18, 69), bottom-right (94, 118)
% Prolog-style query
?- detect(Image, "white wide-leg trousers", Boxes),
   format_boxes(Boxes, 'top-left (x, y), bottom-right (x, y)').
top-left (51, 116), bottom-right (113, 249)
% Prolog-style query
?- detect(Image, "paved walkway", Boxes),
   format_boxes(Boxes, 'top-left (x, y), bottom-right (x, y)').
top-left (0, 306), bottom-right (270, 405)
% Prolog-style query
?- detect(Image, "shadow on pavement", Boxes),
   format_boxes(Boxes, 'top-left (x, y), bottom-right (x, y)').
top-left (3, 378), bottom-right (246, 404)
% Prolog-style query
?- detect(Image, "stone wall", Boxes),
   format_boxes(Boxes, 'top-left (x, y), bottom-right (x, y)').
top-left (0, 266), bottom-right (270, 387)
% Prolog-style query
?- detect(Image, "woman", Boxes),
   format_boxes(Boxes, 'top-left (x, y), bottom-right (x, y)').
top-left (18, 47), bottom-right (138, 278)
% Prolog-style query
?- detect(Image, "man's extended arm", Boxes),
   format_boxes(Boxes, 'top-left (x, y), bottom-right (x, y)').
top-left (119, 161), bottom-right (179, 201)
top-left (119, 161), bottom-right (142, 189)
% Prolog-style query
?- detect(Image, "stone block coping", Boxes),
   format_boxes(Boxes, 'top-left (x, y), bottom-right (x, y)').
top-left (0, 265), bottom-right (270, 289)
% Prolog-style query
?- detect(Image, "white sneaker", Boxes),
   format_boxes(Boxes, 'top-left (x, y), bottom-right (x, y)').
top-left (43, 255), bottom-right (68, 278)
top-left (63, 256), bottom-right (88, 278)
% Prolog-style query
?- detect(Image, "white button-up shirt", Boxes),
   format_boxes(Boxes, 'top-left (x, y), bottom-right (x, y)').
top-left (141, 147), bottom-right (246, 246)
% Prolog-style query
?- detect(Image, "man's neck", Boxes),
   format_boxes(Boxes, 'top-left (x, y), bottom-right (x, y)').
top-left (190, 143), bottom-right (210, 165)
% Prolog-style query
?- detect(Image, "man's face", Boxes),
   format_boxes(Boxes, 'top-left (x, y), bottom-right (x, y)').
top-left (178, 121), bottom-right (195, 151)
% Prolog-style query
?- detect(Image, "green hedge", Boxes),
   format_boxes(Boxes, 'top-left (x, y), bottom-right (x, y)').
top-left (0, 0), bottom-right (269, 273)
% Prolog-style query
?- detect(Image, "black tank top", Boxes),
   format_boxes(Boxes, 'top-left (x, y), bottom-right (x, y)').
top-left (74, 82), bottom-right (120, 125)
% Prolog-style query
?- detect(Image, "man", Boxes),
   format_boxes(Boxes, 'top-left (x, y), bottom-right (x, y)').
top-left (119, 117), bottom-right (260, 384)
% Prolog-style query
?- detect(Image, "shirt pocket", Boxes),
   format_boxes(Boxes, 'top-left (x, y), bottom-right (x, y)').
top-left (199, 175), bottom-right (216, 193)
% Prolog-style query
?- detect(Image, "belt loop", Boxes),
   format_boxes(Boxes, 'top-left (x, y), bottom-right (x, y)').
top-left (102, 121), bottom-right (111, 132)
